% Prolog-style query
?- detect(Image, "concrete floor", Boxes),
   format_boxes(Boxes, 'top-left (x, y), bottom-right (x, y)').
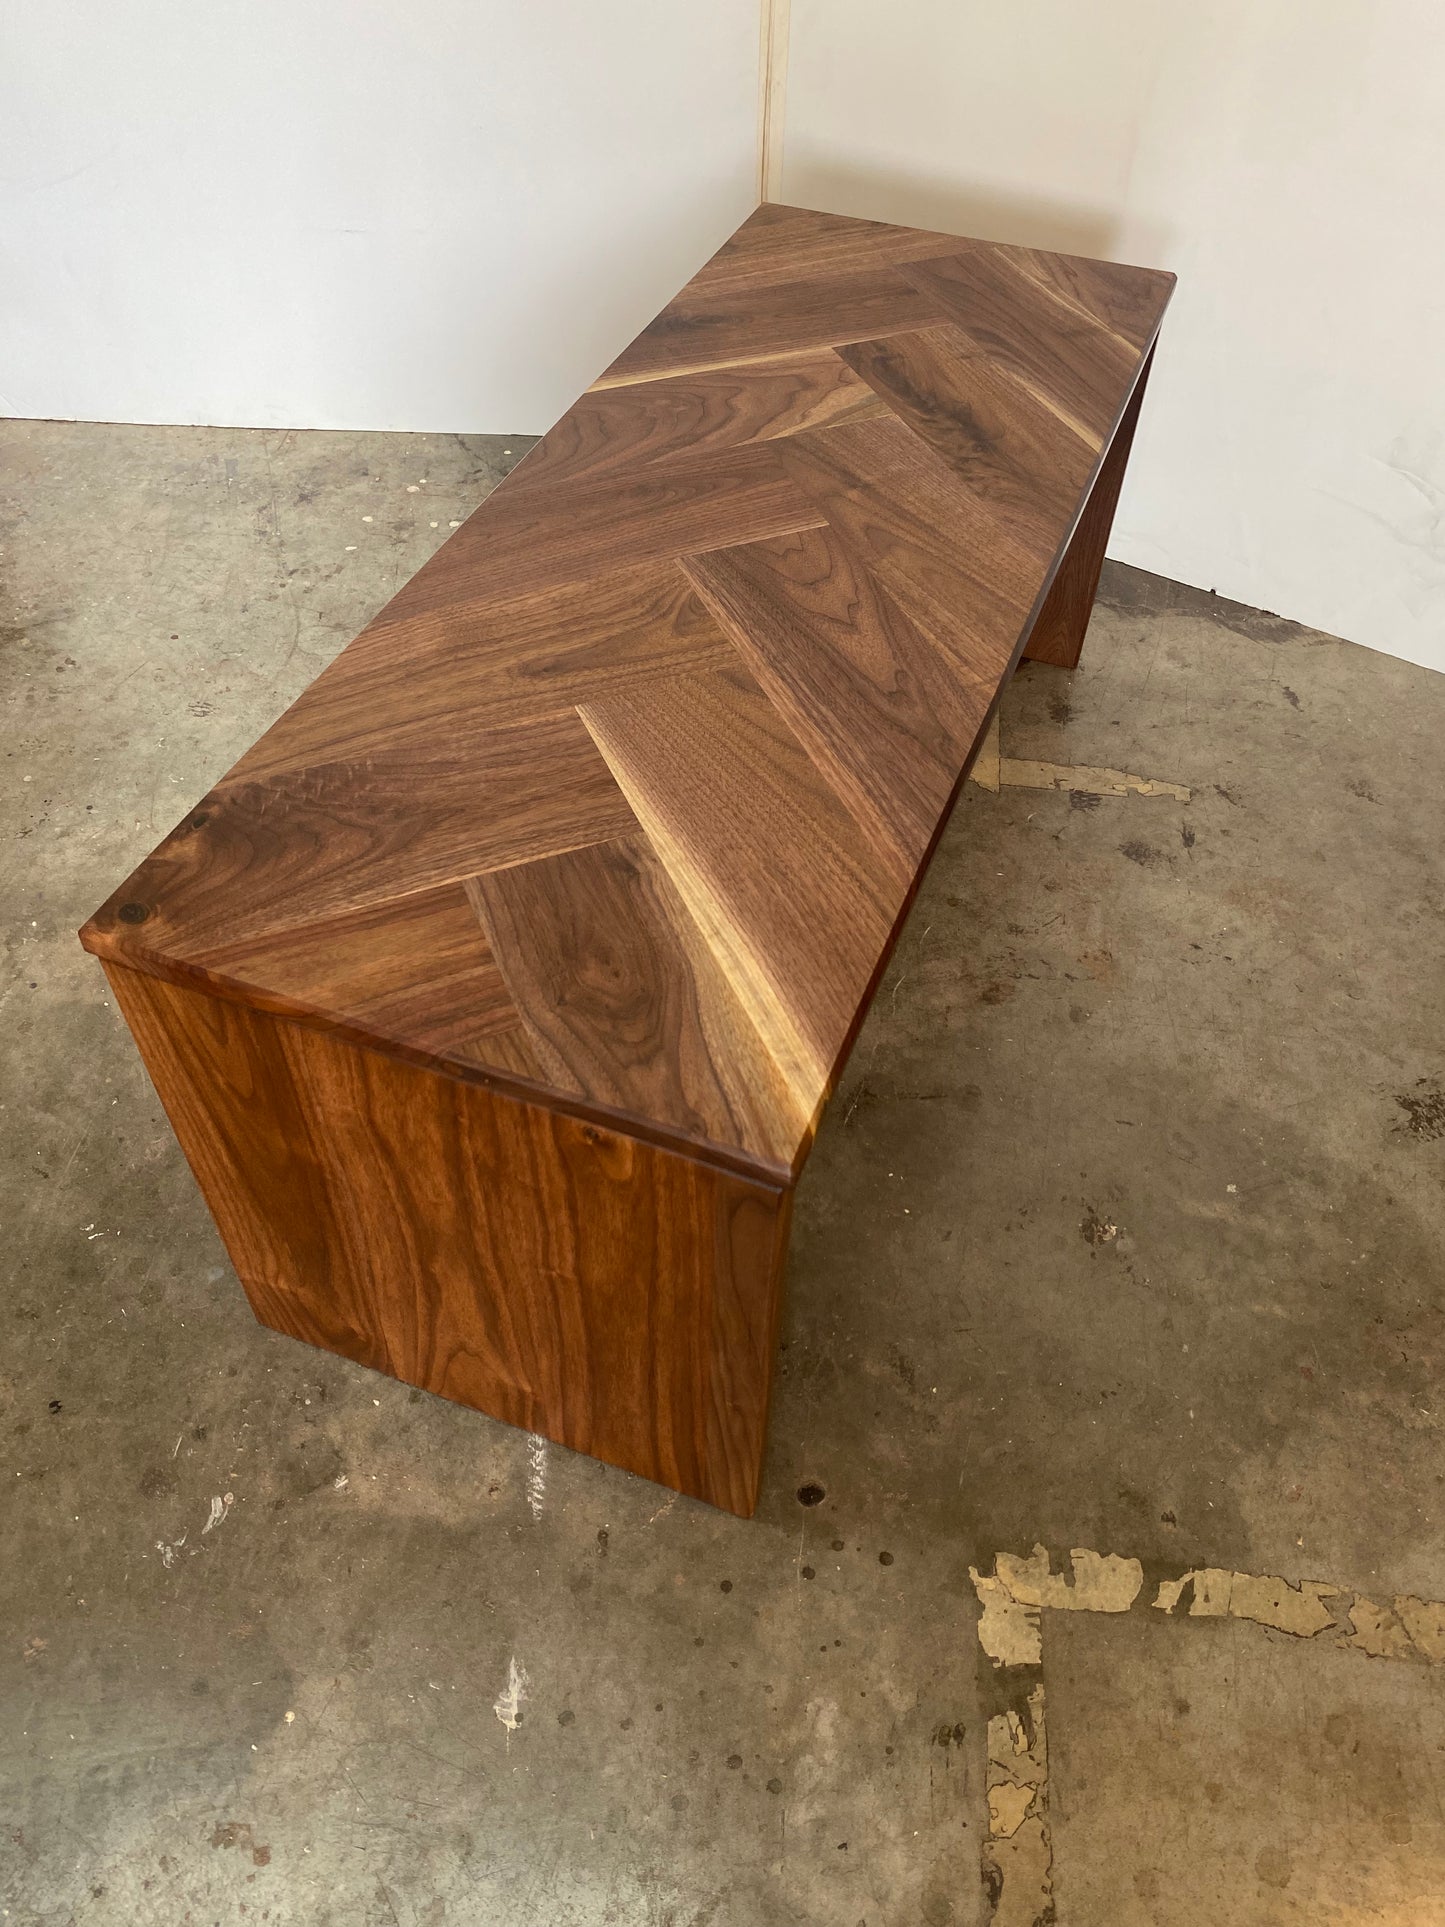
top-left (3, 418), bottom-right (1444, 1926)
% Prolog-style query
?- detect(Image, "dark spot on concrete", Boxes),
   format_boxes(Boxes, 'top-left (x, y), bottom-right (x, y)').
top-left (48, 1400), bottom-right (61, 1415)
top-left (1282, 685), bottom-right (1301, 708)
top-left (1048, 691), bottom-right (1075, 725)
top-left (1347, 777), bottom-right (1379, 803)
top-left (670, 1792), bottom-right (688, 1811)
top-left (933, 1722), bottom-right (967, 1747)
top-left (210, 1821), bottom-right (270, 1868)
top-left (1256, 1844), bottom-right (1293, 1889)
top-left (726, 1753), bottom-right (742, 1770)
top-left (1068, 789), bottom-right (1101, 812)
top-left (879, 1550), bottom-right (894, 1566)
top-left (979, 979), bottom-right (1015, 1004)
top-left (596, 1526), bottom-right (608, 1554)
top-left (796, 1481), bottom-right (826, 1507)
top-left (1181, 823), bottom-right (1196, 848)
top-left (1395, 1080), bottom-right (1445, 1140)
top-left (1214, 783), bottom-right (1243, 806)
top-left (1119, 839), bottom-right (1160, 866)
top-left (1081, 1209), bottom-right (1118, 1246)
top-left (1161, 1510), bottom-right (1177, 1527)
top-left (830, 1539), bottom-right (845, 1552)
top-left (887, 1344), bottom-right (918, 1391)
top-left (767, 1777), bottom-right (783, 1794)
top-left (801, 1566), bottom-right (816, 1580)
top-left (557, 1709), bottom-right (574, 1726)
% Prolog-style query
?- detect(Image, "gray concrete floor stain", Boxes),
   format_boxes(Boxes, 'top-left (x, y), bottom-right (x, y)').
top-left (2, 419), bottom-right (1443, 1924)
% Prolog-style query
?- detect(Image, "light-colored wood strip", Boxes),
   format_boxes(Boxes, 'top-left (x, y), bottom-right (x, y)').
top-left (467, 836), bottom-right (804, 1169)
top-left (502, 353), bottom-right (888, 499)
top-left (590, 270), bottom-right (950, 391)
top-left (836, 328), bottom-right (1100, 540)
top-left (579, 663), bottom-right (902, 1119)
top-left (234, 563), bottom-right (738, 782)
top-left (682, 529), bottom-right (989, 874)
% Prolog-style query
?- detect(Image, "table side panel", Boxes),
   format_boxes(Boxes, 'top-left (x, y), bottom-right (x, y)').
top-left (104, 962), bottom-right (790, 1516)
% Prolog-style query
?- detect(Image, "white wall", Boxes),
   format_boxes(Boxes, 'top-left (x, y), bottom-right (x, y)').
top-left (0, 1), bottom-right (758, 434)
top-left (783, 0), bottom-right (1445, 673)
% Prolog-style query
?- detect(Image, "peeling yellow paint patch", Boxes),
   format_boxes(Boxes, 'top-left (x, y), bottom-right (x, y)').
top-left (976, 1545), bottom-right (1445, 1925)
top-left (970, 1568), bottom-right (1042, 1667)
top-left (997, 1544), bottom-right (1144, 1613)
top-left (987, 1779), bottom-right (1036, 1839)
top-left (1230, 1571), bottom-right (1339, 1636)
top-left (971, 711), bottom-right (1001, 792)
top-left (986, 1816), bottom-right (1053, 1927)
top-left (1343, 1596), bottom-right (1416, 1660)
top-left (1397, 1596), bottom-right (1445, 1662)
top-left (966, 711), bottom-right (1190, 802)
top-left (1155, 1567), bottom-right (1338, 1636)
top-left (982, 1684), bottom-right (1051, 1923)
top-left (1004, 758), bottom-right (1190, 801)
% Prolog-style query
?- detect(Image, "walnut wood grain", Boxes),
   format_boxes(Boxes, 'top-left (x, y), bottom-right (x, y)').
top-left (237, 564), bottom-right (738, 780)
top-left (466, 835), bottom-right (803, 1173)
top-left (502, 353), bottom-right (888, 498)
top-left (84, 710), bottom-right (640, 960)
top-left (106, 962), bottom-right (790, 1516)
top-left (777, 414), bottom-right (1044, 667)
top-left (681, 527), bottom-right (989, 874)
top-left (836, 326), bottom-right (1100, 544)
top-left (902, 247), bottom-right (1138, 445)
top-left (1022, 348), bottom-right (1154, 670)
top-left (81, 202), bottom-right (1173, 1508)
top-left (580, 662), bottom-right (901, 1119)
top-left (592, 269), bottom-right (949, 389)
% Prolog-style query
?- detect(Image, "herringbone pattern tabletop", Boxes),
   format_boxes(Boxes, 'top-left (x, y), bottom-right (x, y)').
top-left (82, 204), bottom-right (1173, 1181)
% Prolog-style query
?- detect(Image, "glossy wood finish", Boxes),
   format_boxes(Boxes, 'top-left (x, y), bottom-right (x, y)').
top-left (1022, 348), bottom-right (1154, 670)
top-left (81, 204), bottom-right (1172, 1509)
top-left (106, 963), bottom-right (790, 1516)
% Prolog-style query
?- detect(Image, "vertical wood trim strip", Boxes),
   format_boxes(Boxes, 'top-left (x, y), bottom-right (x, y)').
top-left (758, 0), bottom-right (791, 204)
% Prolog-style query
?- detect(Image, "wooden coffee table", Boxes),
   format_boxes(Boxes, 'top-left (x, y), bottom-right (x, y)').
top-left (80, 204), bottom-right (1173, 1515)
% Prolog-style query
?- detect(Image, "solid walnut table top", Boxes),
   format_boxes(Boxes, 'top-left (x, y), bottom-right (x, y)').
top-left (80, 204), bottom-right (1173, 1184)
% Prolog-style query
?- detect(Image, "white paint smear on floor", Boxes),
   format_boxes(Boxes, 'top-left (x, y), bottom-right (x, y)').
top-left (493, 1655), bottom-right (529, 1735)
top-left (526, 1434), bottom-right (547, 1520)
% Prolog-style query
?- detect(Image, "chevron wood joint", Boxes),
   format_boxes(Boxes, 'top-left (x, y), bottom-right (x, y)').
top-left (80, 204), bottom-right (1174, 1515)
